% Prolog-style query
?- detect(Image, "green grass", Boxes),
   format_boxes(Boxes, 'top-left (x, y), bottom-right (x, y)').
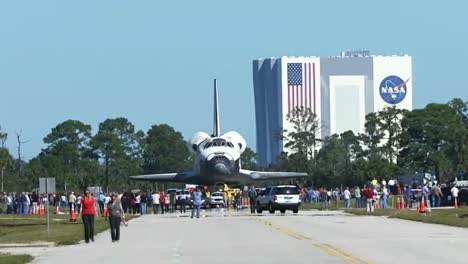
top-left (344, 207), bottom-right (468, 228)
top-left (300, 200), bottom-right (346, 210)
top-left (0, 210), bottom-right (138, 245)
top-left (0, 254), bottom-right (33, 264)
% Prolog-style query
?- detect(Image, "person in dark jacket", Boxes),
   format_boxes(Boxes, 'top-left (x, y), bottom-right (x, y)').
top-left (107, 193), bottom-right (125, 242)
top-left (248, 187), bottom-right (257, 214)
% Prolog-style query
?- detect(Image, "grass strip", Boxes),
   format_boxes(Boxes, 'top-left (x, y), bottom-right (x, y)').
top-left (344, 207), bottom-right (468, 228)
top-left (0, 254), bottom-right (33, 264)
top-left (0, 213), bottom-right (138, 245)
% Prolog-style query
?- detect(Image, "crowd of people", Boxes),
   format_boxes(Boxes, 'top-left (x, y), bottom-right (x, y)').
top-left (296, 180), bottom-right (462, 212)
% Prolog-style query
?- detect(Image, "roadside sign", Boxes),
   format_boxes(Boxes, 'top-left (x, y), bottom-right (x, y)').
top-left (39, 177), bottom-right (55, 237)
top-left (39, 178), bottom-right (56, 194)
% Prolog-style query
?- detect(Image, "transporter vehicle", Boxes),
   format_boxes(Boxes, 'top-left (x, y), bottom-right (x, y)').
top-left (256, 185), bottom-right (301, 214)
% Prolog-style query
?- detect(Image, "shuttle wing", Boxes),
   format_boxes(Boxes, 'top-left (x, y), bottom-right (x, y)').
top-left (239, 169), bottom-right (308, 181)
top-left (129, 171), bottom-right (199, 183)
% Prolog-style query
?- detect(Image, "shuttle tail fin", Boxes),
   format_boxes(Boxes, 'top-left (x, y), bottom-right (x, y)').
top-left (213, 78), bottom-right (220, 137)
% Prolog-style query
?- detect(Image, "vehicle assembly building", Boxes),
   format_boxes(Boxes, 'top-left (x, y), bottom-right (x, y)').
top-left (253, 50), bottom-right (413, 167)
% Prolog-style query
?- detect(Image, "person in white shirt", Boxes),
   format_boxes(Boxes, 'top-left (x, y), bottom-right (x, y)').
top-left (343, 187), bottom-right (351, 208)
top-left (451, 185), bottom-right (459, 207)
top-left (152, 192), bottom-right (160, 214)
top-left (382, 186), bottom-right (389, 209)
top-left (451, 185), bottom-right (459, 198)
top-left (76, 195), bottom-right (82, 216)
top-left (103, 194), bottom-right (111, 219)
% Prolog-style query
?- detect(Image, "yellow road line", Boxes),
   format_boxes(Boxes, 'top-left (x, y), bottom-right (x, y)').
top-left (254, 217), bottom-right (308, 240)
top-left (252, 217), bottom-right (373, 264)
top-left (313, 243), bottom-right (358, 264)
top-left (323, 243), bottom-right (374, 264)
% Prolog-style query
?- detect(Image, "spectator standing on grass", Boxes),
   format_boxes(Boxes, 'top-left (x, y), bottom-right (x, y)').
top-left (146, 192), bottom-right (153, 213)
top-left (108, 193), bottom-right (125, 242)
top-left (128, 193), bottom-right (136, 215)
top-left (80, 190), bottom-right (96, 243)
top-left (69, 192), bottom-right (77, 213)
top-left (103, 193), bottom-right (111, 219)
top-left (343, 187), bottom-right (351, 208)
top-left (121, 193), bottom-right (129, 213)
top-left (431, 184), bottom-right (443, 208)
top-left (140, 191), bottom-right (147, 215)
top-left (152, 192), bottom-right (160, 214)
top-left (451, 185), bottom-right (459, 205)
top-left (354, 187), bottom-right (361, 208)
top-left (159, 192), bottom-right (166, 214)
top-left (6, 194), bottom-right (13, 214)
top-left (76, 194), bottom-right (82, 215)
top-left (404, 185), bottom-right (412, 208)
top-left (381, 185), bottom-right (389, 209)
top-left (98, 192), bottom-right (105, 215)
top-left (31, 191), bottom-right (39, 214)
top-left (60, 193), bottom-right (67, 209)
top-left (422, 183), bottom-right (430, 208)
top-left (319, 188), bottom-right (328, 211)
top-left (364, 186), bottom-right (375, 213)
top-left (135, 192), bottom-right (141, 215)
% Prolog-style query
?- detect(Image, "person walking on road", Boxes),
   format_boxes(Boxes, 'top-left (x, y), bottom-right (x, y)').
top-left (80, 190), bottom-right (96, 243)
top-left (191, 188), bottom-right (202, 219)
top-left (107, 193), bottom-right (125, 242)
top-left (248, 186), bottom-right (257, 213)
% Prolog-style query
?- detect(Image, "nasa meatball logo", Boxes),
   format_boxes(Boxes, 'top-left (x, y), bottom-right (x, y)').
top-left (379, 75), bottom-right (410, 104)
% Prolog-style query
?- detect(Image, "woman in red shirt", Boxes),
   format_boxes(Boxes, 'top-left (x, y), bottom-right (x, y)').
top-left (364, 187), bottom-right (375, 213)
top-left (80, 190), bottom-right (96, 243)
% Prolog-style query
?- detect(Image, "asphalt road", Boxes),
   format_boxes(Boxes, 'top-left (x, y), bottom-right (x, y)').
top-left (31, 209), bottom-right (468, 264)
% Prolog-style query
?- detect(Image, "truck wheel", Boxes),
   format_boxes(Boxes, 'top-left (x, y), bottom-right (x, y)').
top-left (280, 209), bottom-right (286, 214)
top-left (292, 209), bottom-right (299, 214)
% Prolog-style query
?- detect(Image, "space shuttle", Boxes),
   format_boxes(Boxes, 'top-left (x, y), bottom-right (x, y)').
top-left (129, 79), bottom-right (308, 185)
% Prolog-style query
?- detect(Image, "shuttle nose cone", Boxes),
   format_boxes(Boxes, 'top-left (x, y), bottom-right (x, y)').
top-left (214, 163), bottom-right (230, 175)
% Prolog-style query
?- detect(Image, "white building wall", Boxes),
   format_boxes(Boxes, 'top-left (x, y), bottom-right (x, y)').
top-left (320, 57), bottom-right (373, 138)
top-left (329, 75), bottom-right (366, 135)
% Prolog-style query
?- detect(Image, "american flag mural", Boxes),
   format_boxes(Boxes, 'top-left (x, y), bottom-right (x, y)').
top-left (287, 62), bottom-right (316, 114)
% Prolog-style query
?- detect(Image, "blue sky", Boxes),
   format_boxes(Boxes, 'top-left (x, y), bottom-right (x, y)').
top-left (0, 0), bottom-right (467, 160)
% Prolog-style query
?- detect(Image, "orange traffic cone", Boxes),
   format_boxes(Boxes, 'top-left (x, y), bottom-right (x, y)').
top-left (70, 204), bottom-right (77, 222)
top-left (454, 197), bottom-right (458, 208)
top-left (418, 196), bottom-right (427, 213)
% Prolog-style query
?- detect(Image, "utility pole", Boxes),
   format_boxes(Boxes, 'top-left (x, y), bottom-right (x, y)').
top-left (15, 131), bottom-right (30, 179)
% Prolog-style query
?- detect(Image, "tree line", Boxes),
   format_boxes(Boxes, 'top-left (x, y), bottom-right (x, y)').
top-left (277, 98), bottom-right (468, 188)
top-left (0, 98), bottom-right (466, 192)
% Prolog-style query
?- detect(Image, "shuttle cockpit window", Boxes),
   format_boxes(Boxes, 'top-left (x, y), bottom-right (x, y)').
top-left (204, 138), bottom-right (227, 148)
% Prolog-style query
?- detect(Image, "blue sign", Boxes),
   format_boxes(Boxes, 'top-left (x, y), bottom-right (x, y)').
top-left (379, 75), bottom-right (409, 104)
